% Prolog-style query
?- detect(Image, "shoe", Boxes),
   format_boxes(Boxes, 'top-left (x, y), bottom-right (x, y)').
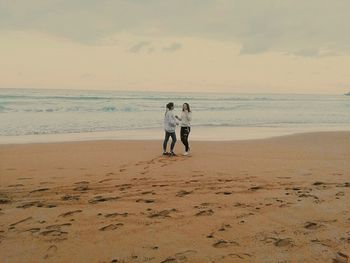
top-left (170, 152), bottom-right (176, 156)
top-left (163, 152), bottom-right (169, 156)
top-left (183, 152), bottom-right (189, 156)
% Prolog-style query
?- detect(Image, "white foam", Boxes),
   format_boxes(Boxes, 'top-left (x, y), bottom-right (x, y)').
top-left (1, 125), bottom-right (349, 144)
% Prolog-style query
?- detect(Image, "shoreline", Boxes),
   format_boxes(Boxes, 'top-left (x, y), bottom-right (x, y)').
top-left (1, 125), bottom-right (350, 145)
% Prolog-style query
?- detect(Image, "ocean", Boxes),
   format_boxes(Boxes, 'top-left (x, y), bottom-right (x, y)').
top-left (1, 88), bottom-right (349, 143)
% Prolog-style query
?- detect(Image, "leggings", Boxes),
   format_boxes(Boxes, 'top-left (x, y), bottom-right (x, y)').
top-left (180, 126), bottom-right (191, 152)
top-left (163, 131), bottom-right (177, 152)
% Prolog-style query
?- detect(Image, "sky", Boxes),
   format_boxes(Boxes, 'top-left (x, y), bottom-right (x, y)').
top-left (1, 0), bottom-right (350, 94)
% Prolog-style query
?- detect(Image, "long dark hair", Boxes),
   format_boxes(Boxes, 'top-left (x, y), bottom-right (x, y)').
top-left (182, 103), bottom-right (191, 112)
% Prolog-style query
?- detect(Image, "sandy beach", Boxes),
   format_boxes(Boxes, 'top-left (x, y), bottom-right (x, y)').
top-left (0, 131), bottom-right (349, 263)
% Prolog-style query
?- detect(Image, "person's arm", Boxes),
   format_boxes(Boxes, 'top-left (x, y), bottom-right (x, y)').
top-left (187, 112), bottom-right (192, 122)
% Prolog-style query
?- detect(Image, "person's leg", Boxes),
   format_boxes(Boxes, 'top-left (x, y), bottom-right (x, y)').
top-left (181, 127), bottom-right (190, 152)
top-left (163, 131), bottom-right (170, 152)
top-left (186, 127), bottom-right (191, 152)
top-left (180, 127), bottom-right (186, 148)
top-left (170, 132), bottom-right (177, 152)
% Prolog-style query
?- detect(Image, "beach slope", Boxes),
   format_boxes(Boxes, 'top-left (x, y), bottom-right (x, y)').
top-left (0, 132), bottom-right (349, 262)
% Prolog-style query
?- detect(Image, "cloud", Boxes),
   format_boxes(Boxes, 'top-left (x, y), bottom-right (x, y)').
top-left (162, 42), bottom-right (182, 52)
top-left (290, 48), bottom-right (340, 58)
top-left (128, 41), bottom-right (151, 53)
top-left (1, 0), bottom-right (350, 55)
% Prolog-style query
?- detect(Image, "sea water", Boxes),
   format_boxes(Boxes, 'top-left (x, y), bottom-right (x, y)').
top-left (0, 88), bottom-right (349, 143)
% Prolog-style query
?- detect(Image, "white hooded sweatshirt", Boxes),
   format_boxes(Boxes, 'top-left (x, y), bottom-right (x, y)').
top-left (164, 109), bottom-right (177, 133)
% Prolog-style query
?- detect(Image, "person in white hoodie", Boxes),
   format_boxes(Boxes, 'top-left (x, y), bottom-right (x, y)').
top-left (175, 103), bottom-right (192, 155)
top-left (163, 102), bottom-right (178, 156)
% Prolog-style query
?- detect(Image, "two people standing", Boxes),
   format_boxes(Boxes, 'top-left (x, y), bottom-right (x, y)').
top-left (163, 102), bottom-right (192, 156)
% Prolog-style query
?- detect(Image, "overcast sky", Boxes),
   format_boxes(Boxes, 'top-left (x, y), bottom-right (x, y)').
top-left (1, 0), bottom-right (350, 93)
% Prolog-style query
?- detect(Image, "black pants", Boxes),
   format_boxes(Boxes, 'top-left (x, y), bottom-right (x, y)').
top-left (180, 126), bottom-right (191, 152)
top-left (163, 131), bottom-right (177, 152)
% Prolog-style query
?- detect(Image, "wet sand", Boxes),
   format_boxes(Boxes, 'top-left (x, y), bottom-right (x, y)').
top-left (0, 131), bottom-right (349, 262)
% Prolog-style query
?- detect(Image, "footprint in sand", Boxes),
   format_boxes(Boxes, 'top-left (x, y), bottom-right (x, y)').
top-left (261, 236), bottom-right (294, 247)
top-left (59, 210), bottom-right (82, 217)
top-left (61, 195), bottom-right (80, 201)
top-left (274, 238), bottom-right (293, 247)
top-left (7, 184), bottom-right (24, 187)
top-left (335, 192), bottom-right (345, 199)
top-left (99, 223), bottom-right (123, 231)
top-left (88, 196), bottom-right (119, 204)
top-left (194, 202), bottom-right (211, 209)
top-left (29, 188), bottom-right (50, 193)
top-left (298, 193), bottom-right (319, 202)
top-left (187, 179), bottom-right (199, 183)
top-left (74, 181), bottom-right (90, 184)
top-left (215, 191), bottom-right (232, 195)
top-left (141, 191), bottom-right (155, 195)
top-left (217, 178), bottom-right (234, 182)
top-left (195, 209), bottom-right (214, 216)
top-left (304, 222), bottom-right (322, 230)
top-left (136, 199), bottom-right (155, 203)
top-left (227, 253), bottom-right (252, 260)
top-left (116, 183), bottom-right (132, 191)
top-left (313, 181), bottom-right (327, 186)
top-left (104, 212), bottom-right (128, 218)
top-left (206, 233), bottom-right (215, 239)
top-left (234, 202), bottom-right (252, 208)
top-left (336, 182), bottom-right (350, 188)
top-left (176, 190), bottom-right (192, 197)
top-left (147, 209), bottom-right (177, 219)
top-left (0, 196), bottom-right (11, 204)
top-left (40, 230), bottom-right (68, 239)
top-left (213, 239), bottom-right (239, 248)
top-left (151, 184), bottom-right (169, 188)
top-left (172, 250), bottom-right (197, 261)
top-left (17, 201), bottom-right (56, 209)
top-left (46, 223), bottom-right (72, 230)
top-left (98, 178), bottom-right (114, 183)
top-left (23, 227), bottom-right (41, 233)
top-left (249, 186), bottom-right (264, 191)
top-left (73, 183), bottom-right (90, 191)
top-left (218, 224), bottom-right (232, 232)
top-left (160, 257), bottom-right (177, 263)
